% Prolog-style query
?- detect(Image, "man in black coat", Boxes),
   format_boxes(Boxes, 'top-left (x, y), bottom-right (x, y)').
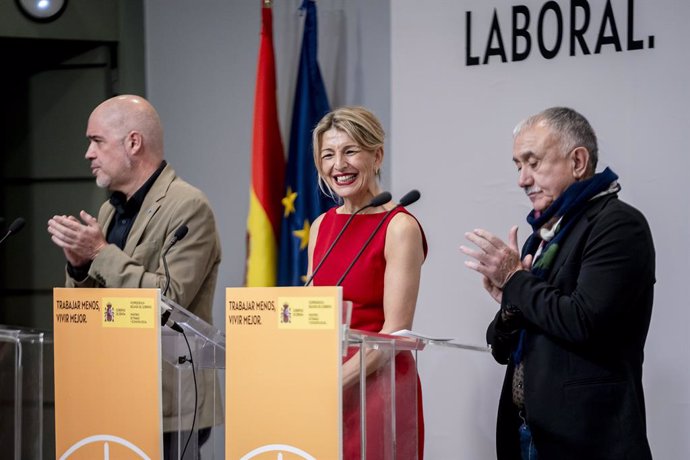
top-left (461, 107), bottom-right (655, 459)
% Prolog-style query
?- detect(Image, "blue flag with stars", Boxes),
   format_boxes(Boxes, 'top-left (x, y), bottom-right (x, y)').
top-left (278, 0), bottom-right (334, 286)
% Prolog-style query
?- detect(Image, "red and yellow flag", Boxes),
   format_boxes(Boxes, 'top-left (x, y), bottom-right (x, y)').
top-left (246, 1), bottom-right (285, 286)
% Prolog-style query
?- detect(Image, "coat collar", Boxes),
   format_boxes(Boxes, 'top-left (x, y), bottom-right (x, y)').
top-left (546, 192), bottom-right (618, 279)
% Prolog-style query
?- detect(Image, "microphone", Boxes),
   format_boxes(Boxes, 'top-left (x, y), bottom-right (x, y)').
top-left (170, 225), bottom-right (189, 248)
top-left (398, 189), bottom-right (421, 207)
top-left (336, 190), bottom-right (421, 286)
top-left (304, 191), bottom-right (391, 286)
top-left (161, 302), bottom-right (184, 333)
top-left (161, 225), bottom-right (188, 333)
top-left (163, 224), bottom-right (189, 297)
top-left (0, 217), bottom-right (26, 245)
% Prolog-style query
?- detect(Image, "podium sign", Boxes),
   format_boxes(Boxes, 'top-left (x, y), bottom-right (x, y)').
top-left (53, 288), bottom-right (162, 459)
top-left (226, 287), bottom-right (342, 460)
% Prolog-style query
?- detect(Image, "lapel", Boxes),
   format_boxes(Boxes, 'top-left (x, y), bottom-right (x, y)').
top-left (122, 164), bottom-right (176, 255)
top-left (546, 194), bottom-right (616, 281)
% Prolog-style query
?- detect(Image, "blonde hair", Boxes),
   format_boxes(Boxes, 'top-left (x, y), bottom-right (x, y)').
top-left (312, 106), bottom-right (385, 196)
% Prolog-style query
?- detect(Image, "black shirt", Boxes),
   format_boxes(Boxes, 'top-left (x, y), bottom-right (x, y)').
top-left (106, 160), bottom-right (167, 250)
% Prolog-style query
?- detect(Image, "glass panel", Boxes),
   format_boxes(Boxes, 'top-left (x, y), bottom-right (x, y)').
top-left (161, 297), bottom-right (224, 460)
top-left (0, 326), bottom-right (51, 460)
top-left (344, 330), bottom-right (420, 459)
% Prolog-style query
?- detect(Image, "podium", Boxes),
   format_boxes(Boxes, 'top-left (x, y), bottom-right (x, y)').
top-left (226, 286), bottom-right (488, 460)
top-left (52, 288), bottom-right (224, 460)
top-left (0, 325), bottom-right (53, 460)
top-left (52, 287), bottom-right (484, 459)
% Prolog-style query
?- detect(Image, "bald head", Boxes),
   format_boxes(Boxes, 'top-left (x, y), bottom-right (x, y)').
top-left (85, 95), bottom-right (166, 197)
top-left (90, 95), bottom-right (164, 160)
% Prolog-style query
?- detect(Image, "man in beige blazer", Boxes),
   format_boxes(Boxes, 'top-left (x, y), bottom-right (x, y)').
top-left (48, 95), bottom-right (221, 457)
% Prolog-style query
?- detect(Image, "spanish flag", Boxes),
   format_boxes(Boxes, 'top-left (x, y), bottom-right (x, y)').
top-left (245, 1), bottom-right (285, 286)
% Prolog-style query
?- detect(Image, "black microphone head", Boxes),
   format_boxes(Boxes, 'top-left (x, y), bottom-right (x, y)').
top-left (398, 190), bottom-right (420, 207)
top-left (8, 217), bottom-right (26, 234)
top-left (369, 191), bottom-right (392, 208)
top-left (174, 224), bottom-right (189, 241)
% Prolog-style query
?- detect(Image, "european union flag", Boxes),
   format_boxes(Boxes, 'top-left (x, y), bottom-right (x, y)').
top-left (277, 0), bottom-right (334, 286)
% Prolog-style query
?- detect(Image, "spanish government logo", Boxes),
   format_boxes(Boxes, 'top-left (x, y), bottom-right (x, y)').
top-left (280, 302), bottom-right (292, 324)
top-left (104, 303), bottom-right (115, 322)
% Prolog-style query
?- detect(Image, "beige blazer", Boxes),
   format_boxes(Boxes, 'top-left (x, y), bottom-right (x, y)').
top-left (66, 164), bottom-right (222, 431)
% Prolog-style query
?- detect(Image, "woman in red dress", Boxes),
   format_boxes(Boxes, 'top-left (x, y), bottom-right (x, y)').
top-left (307, 106), bottom-right (427, 459)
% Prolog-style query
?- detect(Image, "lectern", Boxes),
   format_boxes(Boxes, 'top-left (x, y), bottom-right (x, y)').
top-left (226, 286), bottom-right (487, 459)
top-left (53, 288), bottom-right (224, 460)
top-left (0, 325), bottom-right (52, 460)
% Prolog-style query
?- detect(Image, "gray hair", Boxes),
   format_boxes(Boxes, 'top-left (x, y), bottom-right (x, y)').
top-left (514, 107), bottom-right (598, 174)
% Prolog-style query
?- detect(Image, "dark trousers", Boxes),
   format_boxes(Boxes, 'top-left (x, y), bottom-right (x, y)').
top-left (163, 427), bottom-right (211, 460)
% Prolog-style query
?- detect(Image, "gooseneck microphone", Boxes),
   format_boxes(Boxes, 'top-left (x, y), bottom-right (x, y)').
top-left (304, 191), bottom-right (392, 286)
top-left (397, 189), bottom-right (421, 208)
top-left (0, 217), bottom-right (26, 245)
top-left (161, 225), bottom-right (188, 333)
top-left (158, 224), bottom-right (197, 458)
top-left (336, 190), bottom-right (421, 286)
top-left (163, 225), bottom-right (189, 297)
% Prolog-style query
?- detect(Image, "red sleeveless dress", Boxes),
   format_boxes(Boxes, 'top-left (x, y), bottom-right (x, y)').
top-left (313, 207), bottom-right (428, 459)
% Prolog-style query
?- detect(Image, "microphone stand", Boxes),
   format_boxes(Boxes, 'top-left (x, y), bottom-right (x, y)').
top-left (304, 191), bottom-right (391, 286)
top-left (336, 190), bottom-right (421, 286)
top-left (336, 207), bottom-right (397, 286)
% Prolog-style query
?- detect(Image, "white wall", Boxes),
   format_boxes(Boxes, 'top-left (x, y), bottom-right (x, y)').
top-left (145, 0), bottom-right (689, 458)
top-left (392, 0), bottom-right (689, 458)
